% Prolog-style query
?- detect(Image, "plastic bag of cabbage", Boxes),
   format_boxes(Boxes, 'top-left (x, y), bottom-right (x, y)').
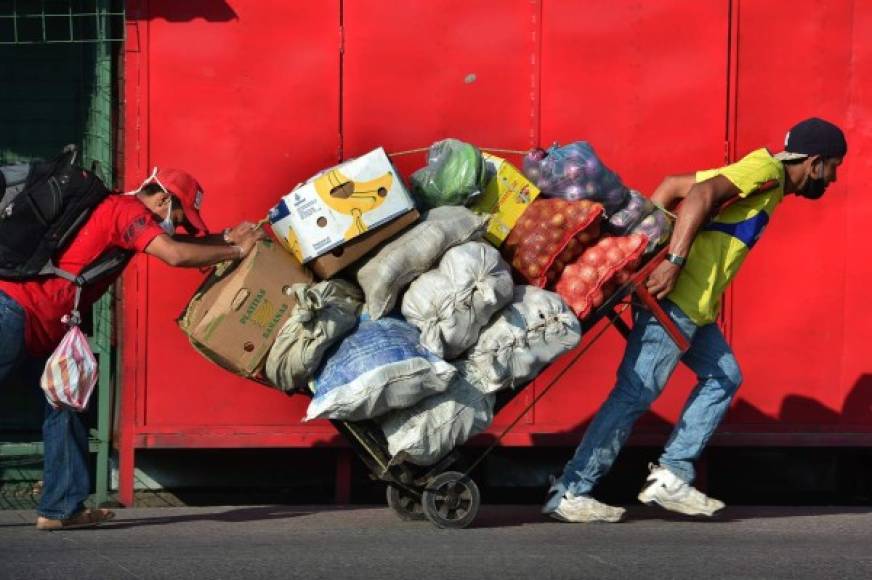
top-left (357, 206), bottom-right (488, 319)
top-left (410, 138), bottom-right (489, 208)
top-left (306, 317), bottom-right (456, 421)
top-left (401, 241), bottom-right (514, 360)
top-left (265, 280), bottom-right (363, 393)
top-left (466, 286), bottom-right (581, 393)
top-left (380, 361), bottom-right (495, 467)
top-left (523, 141), bottom-right (629, 215)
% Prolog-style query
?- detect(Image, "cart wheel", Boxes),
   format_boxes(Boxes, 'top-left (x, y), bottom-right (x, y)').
top-left (386, 485), bottom-right (426, 521)
top-left (421, 471), bottom-right (480, 529)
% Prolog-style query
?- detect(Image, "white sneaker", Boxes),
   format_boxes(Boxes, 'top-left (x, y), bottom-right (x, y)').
top-left (637, 463), bottom-right (725, 517)
top-left (542, 478), bottom-right (625, 523)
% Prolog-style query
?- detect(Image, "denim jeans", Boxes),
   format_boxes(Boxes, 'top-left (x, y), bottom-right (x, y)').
top-left (558, 300), bottom-right (743, 495)
top-left (0, 291), bottom-right (91, 519)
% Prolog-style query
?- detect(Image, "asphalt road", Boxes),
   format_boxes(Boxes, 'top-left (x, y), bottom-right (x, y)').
top-left (1, 505), bottom-right (871, 579)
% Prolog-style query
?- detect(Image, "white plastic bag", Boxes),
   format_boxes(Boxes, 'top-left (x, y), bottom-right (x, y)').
top-left (466, 285), bottom-right (581, 393)
top-left (265, 280), bottom-right (363, 393)
top-left (357, 206), bottom-right (488, 319)
top-left (40, 325), bottom-right (98, 412)
top-left (306, 317), bottom-right (456, 421)
top-left (401, 241), bottom-right (513, 360)
top-left (380, 361), bottom-right (495, 466)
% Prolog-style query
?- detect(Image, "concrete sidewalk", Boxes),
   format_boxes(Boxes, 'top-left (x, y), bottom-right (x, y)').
top-left (1, 505), bottom-right (871, 579)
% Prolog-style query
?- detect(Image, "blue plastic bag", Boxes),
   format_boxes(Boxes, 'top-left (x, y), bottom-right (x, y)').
top-left (306, 317), bottom-right (456, 421)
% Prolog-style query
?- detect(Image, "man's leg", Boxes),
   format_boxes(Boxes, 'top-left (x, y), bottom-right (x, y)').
top-left (638, 322), bottom-right (741, 516)
top-left (660, 322), bottom-right (743, 481)
top-left (37, 402), bottom-right (92, 520)
top-left (1, 292), bottom-right (112, 528)
top-left (546, 302), bottom-right (697, 521)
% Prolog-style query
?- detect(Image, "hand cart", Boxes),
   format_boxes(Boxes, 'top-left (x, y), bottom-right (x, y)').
top-left (324, 245), bottom-right (689, 529)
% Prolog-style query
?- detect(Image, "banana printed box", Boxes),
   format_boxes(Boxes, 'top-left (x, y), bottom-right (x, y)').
top-left (269, 147), bottom-right (415, 263)
top-left (178, 239), bottom-right (314, 378)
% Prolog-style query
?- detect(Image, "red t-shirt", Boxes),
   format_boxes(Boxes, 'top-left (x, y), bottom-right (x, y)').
top-left (0, 195), bottom-right (164, 356)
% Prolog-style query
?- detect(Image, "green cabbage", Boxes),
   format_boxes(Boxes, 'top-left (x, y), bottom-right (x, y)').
top-left (411, 139), bottom-right (488, 208)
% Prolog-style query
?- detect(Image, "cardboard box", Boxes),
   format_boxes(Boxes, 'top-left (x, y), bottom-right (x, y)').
top-left (268, 147), bottom-right (415, 263)
top-left (178, 239), bottom-right (314, 378)
top-left (472, 153), bottom-right (540, 246)
top-left (307, 208), bottom-right (420, 280)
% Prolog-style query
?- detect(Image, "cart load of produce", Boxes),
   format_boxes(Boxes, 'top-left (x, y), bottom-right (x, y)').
top-left (401, 241), bottom-right (514, 360)
top-left (179, 138), bottom-right (676, 472)
top-left (265, 280), bottom-right (363, 393)
top-left (410, 138), bottom-right (489, 209)
top-left (465, 285), bottom-right (582, 394)
top-left (500, 198), bottom-right (602, 287)
top-left (305, 316), bottom-right (456, 421)
top-left (555, 233), bottom-right (647, 320)
top-left (523, 141), bottom-right (629, 215)
top-left (380, 361), bottom-right (495, 467)
top-left (357, 206), bottom-right (488, 319)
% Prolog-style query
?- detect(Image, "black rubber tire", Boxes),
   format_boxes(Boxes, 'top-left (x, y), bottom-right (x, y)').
top-left (386, 485), bottom-right (426, 521)
top-left (421, 471), bottom-right (480, 529)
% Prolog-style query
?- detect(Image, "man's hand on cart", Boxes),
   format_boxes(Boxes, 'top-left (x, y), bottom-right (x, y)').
top-left (223, 220), bottom-right (265, 245)
top-left (645, 260), bottom-right (682, 300)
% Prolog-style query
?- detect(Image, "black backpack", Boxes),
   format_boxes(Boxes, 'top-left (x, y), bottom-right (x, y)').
top-left (0, 147), bottom-right (132, 293)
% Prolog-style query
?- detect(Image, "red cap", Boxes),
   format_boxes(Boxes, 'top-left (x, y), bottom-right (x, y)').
top-left (144, 168), bottom-right (209, 236)
top-left (156, 169), bottom-right (209, 236)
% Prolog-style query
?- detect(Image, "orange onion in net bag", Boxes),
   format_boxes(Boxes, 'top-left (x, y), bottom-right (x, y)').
top-left (555, 233), bottom-right (648, 320)
top-left (502, 198), bottom-right (603, 288)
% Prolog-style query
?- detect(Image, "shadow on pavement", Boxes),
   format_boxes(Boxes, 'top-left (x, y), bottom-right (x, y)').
top-left (100, 505), bottom-right (371, 529)
top-left (468, 504), bottom-right (872, 529)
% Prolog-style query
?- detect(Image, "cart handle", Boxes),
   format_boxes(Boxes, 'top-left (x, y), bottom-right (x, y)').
top-left (626, 245), bottom-right (691, 353)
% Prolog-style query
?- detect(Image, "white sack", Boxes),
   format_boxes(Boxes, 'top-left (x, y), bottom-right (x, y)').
top-left (401, 241), bottom-right (513, 360)
top-left (380, 361), bottom-right (495, 467)
top-left (357, 206), bottom-right (488, 319)
top-left (265, 280), bottom-right (363, 393)
top-left (466, 285), bottom-right (581, 393)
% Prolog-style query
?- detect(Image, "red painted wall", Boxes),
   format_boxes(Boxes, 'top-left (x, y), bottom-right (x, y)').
top-left (725, 0), bottom-right (872, 439)
top-left (118, 0), bottom-right (872, 462)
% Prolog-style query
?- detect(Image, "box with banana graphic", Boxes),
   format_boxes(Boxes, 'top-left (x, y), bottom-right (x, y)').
top-left (269, 147), bottom-right (415, 263)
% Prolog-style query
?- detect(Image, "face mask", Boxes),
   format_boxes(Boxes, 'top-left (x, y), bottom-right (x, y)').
top-left (159, 198), bottom-right (175, 235)
top-left (798, 161), bottom-right (827, 199)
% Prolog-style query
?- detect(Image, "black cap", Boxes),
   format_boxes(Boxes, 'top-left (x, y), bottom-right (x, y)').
top-left (780, 117), bottom-right (848, 160)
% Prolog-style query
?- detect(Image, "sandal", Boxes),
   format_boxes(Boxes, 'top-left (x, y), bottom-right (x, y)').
top-left (36, 508), bottom-right (116, 531)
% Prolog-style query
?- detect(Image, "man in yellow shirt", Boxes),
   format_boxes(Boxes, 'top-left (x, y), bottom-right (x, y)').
top-left (544, 118), bottom-right (847, 523)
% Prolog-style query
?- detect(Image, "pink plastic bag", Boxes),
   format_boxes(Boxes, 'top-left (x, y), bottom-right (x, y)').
top-left (40, 325), bottom-right (98, 412)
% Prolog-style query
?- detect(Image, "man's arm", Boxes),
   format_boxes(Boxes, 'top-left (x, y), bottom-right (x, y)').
top-left (173, 221), bottom-right (259, 246)
top-left (144, 233), bottom-right (254, 267)
top-left (649, 173), bottom-right (696, 211)
top-left (645, 174), bottom-right (741, 299)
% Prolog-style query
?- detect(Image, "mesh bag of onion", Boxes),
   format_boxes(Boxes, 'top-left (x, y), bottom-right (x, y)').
top-left (555, 233), bottom-right (648, 320)
top-left (501, 198), bottom-right (603, 288)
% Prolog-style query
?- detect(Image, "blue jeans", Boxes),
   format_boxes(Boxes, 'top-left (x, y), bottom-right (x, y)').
top-left (0, 291), bottom-right (91, 520)
top-left (558, 300), bottom-right (743, 495)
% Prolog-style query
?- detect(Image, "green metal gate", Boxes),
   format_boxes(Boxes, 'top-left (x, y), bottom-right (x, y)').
top-left (0, 0), bottom-right (124, 509)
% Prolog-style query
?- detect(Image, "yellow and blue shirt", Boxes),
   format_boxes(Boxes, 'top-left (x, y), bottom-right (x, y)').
top-left (668, 148), bottom-right (785, 326)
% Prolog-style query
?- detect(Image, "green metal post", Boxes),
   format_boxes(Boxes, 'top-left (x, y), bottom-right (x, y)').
top-left (84, 0), bottom-right (116, 508)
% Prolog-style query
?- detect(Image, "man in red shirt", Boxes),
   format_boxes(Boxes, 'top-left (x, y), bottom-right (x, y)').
top-left (0, 167), bottom-right (264, 530)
